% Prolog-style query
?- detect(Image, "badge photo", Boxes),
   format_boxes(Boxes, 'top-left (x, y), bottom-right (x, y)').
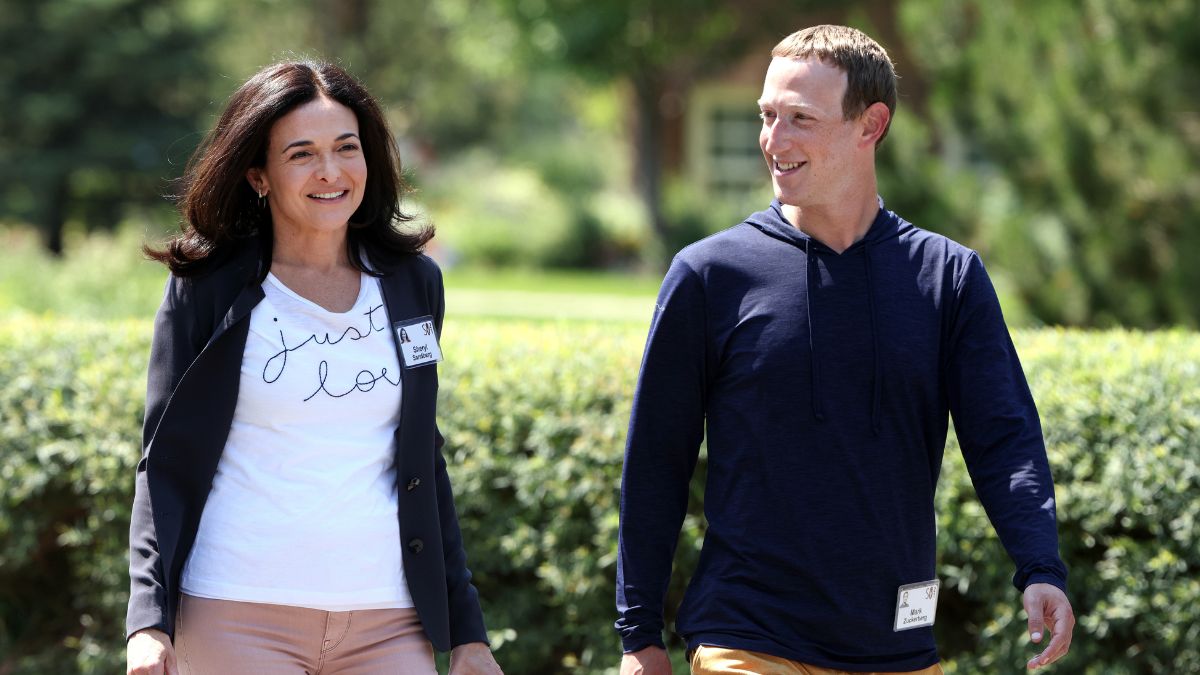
top-left (394, 315), bottom-right (443, 369)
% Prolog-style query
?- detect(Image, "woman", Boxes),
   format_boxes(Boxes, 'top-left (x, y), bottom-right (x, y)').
top-left (126, 61), bottom-right (502, 675)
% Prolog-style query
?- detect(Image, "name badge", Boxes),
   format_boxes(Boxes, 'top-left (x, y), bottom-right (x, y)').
top-left (394, 315), bottom-right (443, 369)
top-left (894, 579), bottom-right (940, 631)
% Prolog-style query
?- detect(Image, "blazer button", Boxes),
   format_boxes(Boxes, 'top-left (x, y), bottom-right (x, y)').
top-left (408, 538), bottom-right (424, 554)
top-left (406, 477), bottom-right (421, 491)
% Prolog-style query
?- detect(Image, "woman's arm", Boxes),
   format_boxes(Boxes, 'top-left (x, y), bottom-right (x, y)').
top-left (126, 275), bottom-right (205, 638)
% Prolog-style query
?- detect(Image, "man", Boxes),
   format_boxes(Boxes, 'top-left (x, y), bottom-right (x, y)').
top-left (615, 25), bottom-right (1075, 674)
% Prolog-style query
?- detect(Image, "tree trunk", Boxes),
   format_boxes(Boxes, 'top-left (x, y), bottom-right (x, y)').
top-left (319, 0), bottom-right (368, 49)
top-left (630, 70), bottom-right (668, 251)
top-left (39, 174), bottom-right (68, 256)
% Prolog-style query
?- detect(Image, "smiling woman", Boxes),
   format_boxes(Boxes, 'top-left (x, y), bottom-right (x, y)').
top-left (144, 61), bottom-right (427, 278)
top-left (249, 99), bottom-right (368, 240)
top-left (129, 62), bottom-right (503, 675)
top-left (247, 95), bottom-right (370, 312)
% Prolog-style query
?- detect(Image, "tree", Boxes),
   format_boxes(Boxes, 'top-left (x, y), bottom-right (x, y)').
top-left (0, 0), bottom-right (215, 253)
top-left (491, 0), bottom-right (843, 248)
top-left (890, 0), bottom-right (1200, 327)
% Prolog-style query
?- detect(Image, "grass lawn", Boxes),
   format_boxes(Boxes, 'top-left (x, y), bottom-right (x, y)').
top-left (445, 267), bottom-right (658, 323)
top-left (0, 225), bottom-right (661, 323)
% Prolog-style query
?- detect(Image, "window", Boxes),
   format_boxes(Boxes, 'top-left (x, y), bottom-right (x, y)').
top-left (686, 85), bottom-right (765, 197)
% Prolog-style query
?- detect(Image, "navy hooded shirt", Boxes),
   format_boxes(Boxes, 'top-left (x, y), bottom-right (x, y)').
top-left (615, 200), bottom-right (1067, 670)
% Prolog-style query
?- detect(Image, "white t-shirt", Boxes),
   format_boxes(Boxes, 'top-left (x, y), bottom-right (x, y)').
top-left (181, 272), bottom-right (413, 610)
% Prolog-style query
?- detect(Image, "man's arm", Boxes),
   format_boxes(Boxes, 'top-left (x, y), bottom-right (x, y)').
top-left (945, 253), bottom-right (1074, 667)
top-left (615, 258), bottom-right (709, 663)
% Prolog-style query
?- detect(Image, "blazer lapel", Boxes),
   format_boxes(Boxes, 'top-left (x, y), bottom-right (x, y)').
top-left (207, 283), bottom-right (265, 351)
top-left (377, 259), bottom-right (439, 470)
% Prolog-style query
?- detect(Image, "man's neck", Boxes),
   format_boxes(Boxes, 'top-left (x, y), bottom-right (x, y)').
top-left (781, 193), bottom-right (880, 254)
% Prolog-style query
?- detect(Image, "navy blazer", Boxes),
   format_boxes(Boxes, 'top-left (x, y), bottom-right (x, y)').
top-left (126, 243), bottom-right (488, 652)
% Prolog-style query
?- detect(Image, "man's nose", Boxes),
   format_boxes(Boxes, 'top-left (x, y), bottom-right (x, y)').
top-left (763, 122), bottom-right (791, 154)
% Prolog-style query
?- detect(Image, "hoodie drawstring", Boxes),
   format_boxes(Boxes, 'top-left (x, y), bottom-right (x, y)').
top-left (806, 242), bottom-right (826, 423)
top-left (863, 243), bottom-right (882, 436)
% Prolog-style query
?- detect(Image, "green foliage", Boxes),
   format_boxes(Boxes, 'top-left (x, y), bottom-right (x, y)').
top-left (657, 177), bottom-right (773, 259)
top-left (491, 0), bottom-right (846, 250)
top-left (0, 226), bottom-right (168, 320)
top-left (936, 330), bottom-right (1200, 673)
top-left (197, 0), bottom-right (652, 270)
top-left (436, 321), bottom-right (641, 671)
top-left (0, 319), bottom-right (147, 674)
top-left (891, 0), bottom-right (1200, 327)
top-left (0, 0), bottom-right (215, 250)
top-left (198, 0), bottom-right (529, 154)
top-left (4, 0), bottom-right (1199, 328)
top-left (1, 319), bottom-right (1197, 673)
top-left (0, 222), bottom-right (663, 322)
top-left (421, 151), bottom-right (591, 269)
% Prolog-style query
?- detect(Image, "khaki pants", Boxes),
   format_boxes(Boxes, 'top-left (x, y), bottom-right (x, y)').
top-left (691, 645), bottom-right (945, 675)
top-left (175, 594), bottom-right (436, 674)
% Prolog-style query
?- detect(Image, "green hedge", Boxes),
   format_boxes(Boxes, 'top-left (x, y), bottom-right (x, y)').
top-left (1, 319), bottom-right (1197, 673)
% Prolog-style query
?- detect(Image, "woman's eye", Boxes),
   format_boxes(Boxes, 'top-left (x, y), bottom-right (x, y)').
top-left (339, 143), bottom-right (360, 152)
top-left (289, 151), bottom-right (311, 160)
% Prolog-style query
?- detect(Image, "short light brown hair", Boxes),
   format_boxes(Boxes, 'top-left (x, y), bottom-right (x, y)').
top-left (772, 25), bottom-right (897, 145)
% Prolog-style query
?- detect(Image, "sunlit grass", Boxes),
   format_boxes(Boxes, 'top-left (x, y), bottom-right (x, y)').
top-left (0, 224), bottom-right (659, 323)
top-left (443, 266), bottom-right (660, 297)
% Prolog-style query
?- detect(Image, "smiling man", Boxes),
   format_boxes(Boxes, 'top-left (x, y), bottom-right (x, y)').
top-left (615, 25), bottom-right (1075, 675)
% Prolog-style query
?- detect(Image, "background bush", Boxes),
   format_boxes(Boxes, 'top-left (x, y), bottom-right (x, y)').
top-left (0, 319), bottom-right (1196, 673)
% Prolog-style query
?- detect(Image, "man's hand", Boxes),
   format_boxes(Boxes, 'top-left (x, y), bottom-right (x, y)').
top-left (448, 641), bottom-right (503, 675)
top-left (620, 646), bottom-right (672, 675)
top-left (127, 628), bottom-right (178, 675)
top-left (1023, 582), bottom-right (1075, 670)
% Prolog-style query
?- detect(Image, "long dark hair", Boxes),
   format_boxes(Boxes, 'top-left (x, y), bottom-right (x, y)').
top-left (146, 60), bottom-right (432, 276)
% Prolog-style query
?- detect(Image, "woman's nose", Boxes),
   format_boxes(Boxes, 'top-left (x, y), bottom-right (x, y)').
top-left (315, 154), bottom-right (340, 181)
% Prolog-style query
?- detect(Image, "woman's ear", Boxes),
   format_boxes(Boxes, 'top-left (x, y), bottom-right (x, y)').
top-left (246, 168), bottom-right (268, 196)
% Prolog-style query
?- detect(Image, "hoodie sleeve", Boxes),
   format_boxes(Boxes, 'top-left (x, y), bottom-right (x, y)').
top-left (945, 253), bottom-right (1068, 593)
top-left (615, 258), bottom-right (708, 653)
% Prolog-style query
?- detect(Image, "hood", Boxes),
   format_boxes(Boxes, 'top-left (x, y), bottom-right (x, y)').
top-left (741, 196), bottom-right (904, 435)
top-left (744, 196), bottom-right (910, 253)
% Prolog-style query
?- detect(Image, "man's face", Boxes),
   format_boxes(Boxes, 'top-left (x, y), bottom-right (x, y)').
top-left (758, 57), bottom-right (863, 210)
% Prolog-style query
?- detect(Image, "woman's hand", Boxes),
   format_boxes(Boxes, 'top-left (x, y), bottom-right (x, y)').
top-left (448, 641), bottom-right (503, 675)
top-left (127, 628), bottom-right (178, 675)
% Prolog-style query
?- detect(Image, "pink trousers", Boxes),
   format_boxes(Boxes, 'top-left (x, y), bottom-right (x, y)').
top-left (175, 594), bottom-right (436, 674)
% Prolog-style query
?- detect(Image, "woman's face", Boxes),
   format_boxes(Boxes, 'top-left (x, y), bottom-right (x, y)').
top-left (247, 95), bottom-right (368, 239)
